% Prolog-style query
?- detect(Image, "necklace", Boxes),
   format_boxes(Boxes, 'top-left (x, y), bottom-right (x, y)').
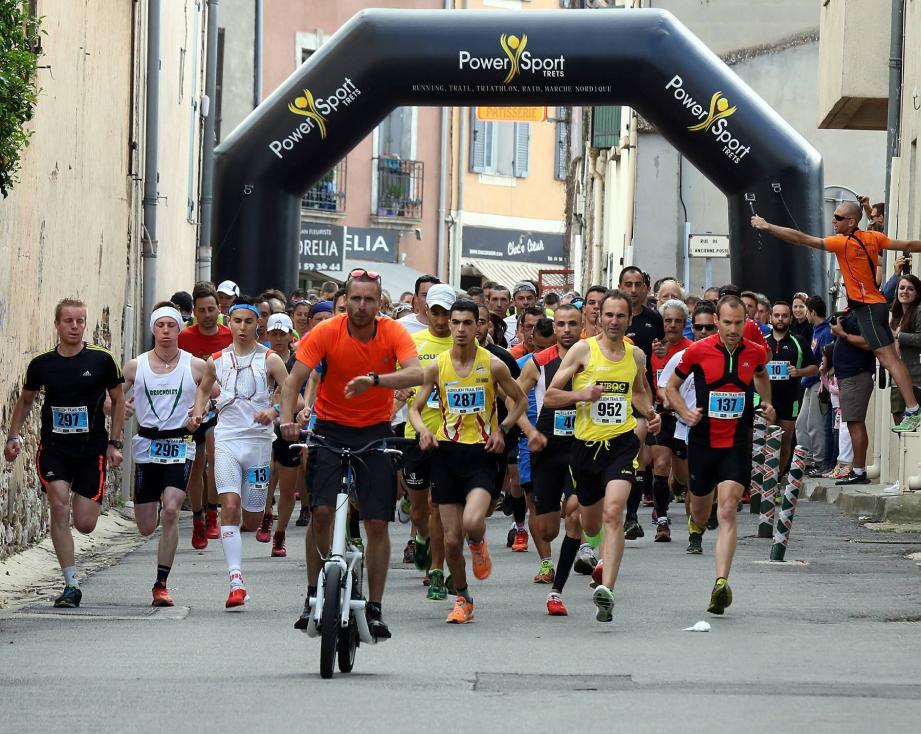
top-left (152, 349), bottom-right (179, 368)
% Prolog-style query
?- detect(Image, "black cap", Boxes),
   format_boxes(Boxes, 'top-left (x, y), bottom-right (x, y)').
top-left (717, 284), bottom-right (741, 298)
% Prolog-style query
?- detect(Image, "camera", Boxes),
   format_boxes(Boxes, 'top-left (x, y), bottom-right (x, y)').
top-left (902, 251), bottom-right (911, 275)
top-left (829, 311), bottom-right (847, 326)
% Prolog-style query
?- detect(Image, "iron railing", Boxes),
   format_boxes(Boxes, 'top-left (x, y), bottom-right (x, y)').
top-left (374, 157), bottom-right (423, 219)
top-left (302, 159), bottom-right (347, 212)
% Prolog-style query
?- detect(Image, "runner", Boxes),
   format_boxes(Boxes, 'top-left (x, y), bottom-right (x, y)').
top-left (581, 285), bottom-right (607, 339)
top-left (752, 203), bottom-right (921, 430)
top-left (281, 268), bottom-right (422, 639)
top-left (122, 303), bottom-right (206, 606)
top-left (4, 298), bottom-right (125, 608)
top-left (178, 282), bottom-right (233, 549)
top-left (664, 295), bottom-right (774, 614)
top-left (513, 304), bottom-right (585, 615)
top-left (544, 289), bottom-right (661, 623)
top-left (408, 300), bottom-right (528, 624)
top-left (190, 296), bottom-right (289, 609)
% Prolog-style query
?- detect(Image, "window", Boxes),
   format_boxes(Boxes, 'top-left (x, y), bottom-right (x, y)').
top-left (554, 106), bottom-right (569, 180)
top-left (591, 106), bottom-right (622, 149)
top-left (470, 110), bottom-right (530, 178)
top-left (379, 107), bottom-right (415, 161)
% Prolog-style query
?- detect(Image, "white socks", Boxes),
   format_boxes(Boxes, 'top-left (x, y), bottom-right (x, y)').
top-left (221, 525), bottom-right (243, 587)
top-left (63, 565), bottom-right (78, 588)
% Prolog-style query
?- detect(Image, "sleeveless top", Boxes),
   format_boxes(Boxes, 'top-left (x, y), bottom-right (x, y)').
top-left (573, 338), bottom-right (638, 442)
top-left (132, 351), bottom-right (197, 463)
top-left (434, 346), bottom-right (497, 445)
top-left (533, 345), bottom-right (576, 441)
top-left (213, 344), bottom-right (274, 442)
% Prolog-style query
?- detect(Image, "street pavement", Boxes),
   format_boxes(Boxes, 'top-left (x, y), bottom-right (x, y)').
top-left (1, 498), bottom-right (920, 733)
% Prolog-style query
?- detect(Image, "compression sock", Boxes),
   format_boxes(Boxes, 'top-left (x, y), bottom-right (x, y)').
top-left (511, 494), bottom-right (527, 526)
top-left (220, 525), bottom-right (243, 584)
top-left (688, 517), bottom-right (707, 535)
top-left (583, 529), bottom-right (604, 549)
top-left (553, 535), bottom-right (580, 594)
top-left (652, 474), bottom-right (670, 519)
top-left (62, 565), bottom-right (78, 588)
top-left (626, 472), bottom-right (644, 520)
top-left (156, 564), bottom-right (171, 586)
top-left (455, 585), bottom-right (474, 604)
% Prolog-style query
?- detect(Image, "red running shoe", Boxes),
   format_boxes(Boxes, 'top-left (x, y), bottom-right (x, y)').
top-left (511, 528), bottom-right (529, 553)
top-left (225, 587), bottom-right (248, 609)
top-left (546, 592), bottom-right (568, 616)
top-left (191, 518), bottom-right (208, 550)
top-left (271, 532), bottom-right (287, 558)
top-left (741, 489), bottom-right (751, 504)
top-left (591, 559), bottom-right (604, 587)
top-left (256, 513), bottom-right (273, 543)
top-left (205, 510), bottom-right (220, 540)
top-left (151, 583), bottom-right (174, 607)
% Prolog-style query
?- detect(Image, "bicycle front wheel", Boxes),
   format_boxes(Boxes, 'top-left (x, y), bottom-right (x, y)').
top-left (320, 564), bottom-right (343, 679)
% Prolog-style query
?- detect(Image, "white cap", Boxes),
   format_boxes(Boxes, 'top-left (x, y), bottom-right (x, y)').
top-left (266, 313), bottom-right (293, 333)
top-left (426, 283), bottom-right (456, 312)
top-left (217, 280), bottom-right (239, 296)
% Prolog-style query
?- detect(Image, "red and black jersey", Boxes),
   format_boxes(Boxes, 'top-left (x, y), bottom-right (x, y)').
top-left (674, 334), bottom-right (768, 449)
top-left (651, 337), bottom-right (692, 411)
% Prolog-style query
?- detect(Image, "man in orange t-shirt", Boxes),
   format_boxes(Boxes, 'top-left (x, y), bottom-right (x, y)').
top-left (280, 269), bottom-right (422, 639)
top-left (752, 200), bottom-right (921, 432)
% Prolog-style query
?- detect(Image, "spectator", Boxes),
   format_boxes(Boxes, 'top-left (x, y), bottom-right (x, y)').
top-left (821, 346), bottom-right (852, 480)
top-left (506, 281), bottom-right (539, 343)
top-left (797, 295), bottom-right (833, 474)
top-left (790, 292), bottom-right (812, 344)
top-left (654, 277), bottom-right (684, 307)
top-left (488, 284), bottom-right (511, 319)
top-left (889, 274), bottom-right (921, 422)
top-left (755, 293), bottom-right (771, 325)
top-left (400, 274), bottom-right (441, 334)
top-left (170, 290), bottom-right (194, 325)
top-left (291, 299), bottom-right (311, 336)
top-left (740, 290), bottom-right (759, 320)
top-left (859, 196), bottom-right (885, 232)
top-left (881, 253), bottom-right (911, 302)
top-left (319, 280), bottom-right (338, 301)
top-left (703, 287), bottom-right (720, 304)
top-left (380, 289), bottom-right (393, 315)
top-left (398, 291), bottom-right (414, 306)
top-left (508, 306), bottom-right (544, 359)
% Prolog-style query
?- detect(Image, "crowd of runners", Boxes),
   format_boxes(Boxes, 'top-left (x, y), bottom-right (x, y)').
top-left (6, 199), bottom-right (921, 631)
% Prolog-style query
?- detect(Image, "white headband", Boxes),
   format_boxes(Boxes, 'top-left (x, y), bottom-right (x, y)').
top-left (150, 307), bottom-right (183, 334)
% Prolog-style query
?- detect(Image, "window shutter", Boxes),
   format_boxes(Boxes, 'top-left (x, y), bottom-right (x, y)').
top-left (555, 107), bottom-right (569, 181)
top-left (513, 122), bottom-right (530, 178)
top-left (470, 109), bottom-right (487, 173)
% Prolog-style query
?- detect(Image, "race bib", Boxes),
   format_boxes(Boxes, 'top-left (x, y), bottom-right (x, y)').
top-left (553, 409), bottom-right (576, 437)
top-left (149, 438), bottom-right (188, 464)
top-left (426, 390), bottom-right (440, 410)
top-left (708, 391), bottom-right (745, 419)
top-left (656, 369), bottom-right (664, 387)
top-left (247, 465), bottom-right (270, 489)
top-left (51, 406), bottom-right (89, 434)
top-left (590, 395), bottom-right (628, 425)
top-left (767, 361), bottom-right (790, 381)
top-left (445, 386), bottom-right (486, 415)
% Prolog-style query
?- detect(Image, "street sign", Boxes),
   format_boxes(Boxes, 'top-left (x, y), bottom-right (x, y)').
top-left (476, 106), bottom-right (546, 123)
top-left (689, 234), bottom-right (729, 258)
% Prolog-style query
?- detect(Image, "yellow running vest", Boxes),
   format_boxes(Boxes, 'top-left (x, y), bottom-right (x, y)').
top-left (434, 347), bottom-right (497, 444)
top-left (405, 329), bottom-right (454, 440)
top-left (573, 337), bottom-right (638, 442)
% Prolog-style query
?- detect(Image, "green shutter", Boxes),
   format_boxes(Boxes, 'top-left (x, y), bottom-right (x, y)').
top-left (591, 106), bottom-right (621, 149)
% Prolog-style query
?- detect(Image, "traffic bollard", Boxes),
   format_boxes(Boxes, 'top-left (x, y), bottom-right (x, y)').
top-left (750, 413), bottom-right (767, 515)
top-left (758, 425), bottom-right (782, 538)
top-left (770, 445), bottom-right (807, 560)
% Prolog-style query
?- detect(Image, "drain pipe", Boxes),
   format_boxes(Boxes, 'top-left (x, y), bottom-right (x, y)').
top-left (197, 0), bottom-right (220, 282)
top-left (254, 0), bottom-right (263, 106)
top-left (884, 0), bottom-right (904, 226)
top-left (435, 0), bottom-right (451, 281)
top-left (142, 0), bottom-right (162, 344)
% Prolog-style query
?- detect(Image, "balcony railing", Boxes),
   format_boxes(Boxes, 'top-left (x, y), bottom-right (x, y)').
top-left (302, 159), bottom-right (346, 213)
top-left (374, 157), bottom-right (423, 219)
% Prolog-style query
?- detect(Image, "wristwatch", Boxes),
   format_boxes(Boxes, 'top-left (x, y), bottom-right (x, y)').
top-left (367, 371), bottom-right (381, 386)
top-left (108, 439), bottom-right (123, 449)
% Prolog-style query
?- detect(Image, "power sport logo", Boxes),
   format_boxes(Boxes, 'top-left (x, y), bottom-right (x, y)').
top-left (665, 75), bottom-right (751, 165)
top-left (269, 77), bottom-right (361, 159)
top-left (458, 33), bottom-right (565, 84)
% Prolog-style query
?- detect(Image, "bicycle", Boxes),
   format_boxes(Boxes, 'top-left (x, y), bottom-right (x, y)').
top-left (289, 432), bottom-right (412, 679)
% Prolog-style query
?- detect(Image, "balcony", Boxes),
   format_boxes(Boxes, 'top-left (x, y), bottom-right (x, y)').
top-left (374, 157), bottom-right (423, 220)
top-left (302, 159), bottom-right (346, 213)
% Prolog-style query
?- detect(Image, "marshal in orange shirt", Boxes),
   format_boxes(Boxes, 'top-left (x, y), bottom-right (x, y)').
top-left (296, 314), bottom-right (418, 428)
top-left (824, 229), bottom-right (891, 305)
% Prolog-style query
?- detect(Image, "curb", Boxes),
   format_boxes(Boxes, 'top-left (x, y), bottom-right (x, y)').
top-left (804, 479), bottom-right (921, 523)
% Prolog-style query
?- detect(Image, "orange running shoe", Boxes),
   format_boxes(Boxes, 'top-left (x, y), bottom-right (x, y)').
top-left (151, 583), bottom-right (174, 607)
top-left (511, 528), bottom-right (529, 553)
top-left (225, 587), bottom-right (248, 609)
top-left (446, 596), bottom-right (475, 624)
top-left (469, 539), bottom-right (492, 580)
top-left (191, 518), bottom-right (208, 550)
top-left (546, 592), bottom-right (568, 616)
top-left (591, 558), bottom-right (604, 587)
top-left (205, 510), bottom-right (220, 540)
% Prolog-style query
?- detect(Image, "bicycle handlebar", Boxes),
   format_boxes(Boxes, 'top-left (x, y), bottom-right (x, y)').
top-left (288, 432), bottom-right (415, 456)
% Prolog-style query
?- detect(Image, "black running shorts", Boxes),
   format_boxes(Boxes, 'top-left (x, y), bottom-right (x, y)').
top-left (401, 441), bottom-right (432, 490)
top-left (133, 461), bottom-right (193, 504)
top-left (569, 432), bottom-right (640, 507)
top-left (36, 443), bottom-right (107, 503)
top-left (431, 442), bottom-right (497, 505)
top-left (530, 438), bottom-right (575, 515)
top-left (687, 444), bottom-right (751, 496)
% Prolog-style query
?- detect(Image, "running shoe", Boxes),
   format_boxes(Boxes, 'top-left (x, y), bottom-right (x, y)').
top-left (271, 531), bottom-right (287, 557)
top-left (366, 605), bottom-right (392, 639)
top-left (256, 513), bottom-right (273, 543)
top-left (707, 505), bottom-right (719, 530)
top-left (402, 539), bottom-right (415, 565)
top-left (740, 489), bottom-right (751, 504)
top-left (707, 578), bottom-right (733, 615)
top-left (446, 596), bottom-right (475, 624)
top-left (592, 584), bottom-right (615, 623)
top-left (295, 506), bottom-right (310, 527)
top-left (827, 462), bottom-right (852, 479)
top-left (654, 519), bottom-right (671, 543)
top-left (151, 582), bottom-right (174, 607)
top-left (511, 528), bottom-right (529, 552)
top-left (591, 559), bottom-right (604, 588)
top-left (422, 572), bottom-right (431, 587)
top-left (835, 471), bottom-right (871, 486)
top-left (624, 519), bottom-right (644, 540)
top-left (642, 493), bottom-right (654, 507)
top-left (294, 596), bottom-right (312, 630)
top-left (546, 592), bottom-right (568, 616)
top-left (54, 585), bottom-right (82, 608)
top-left (413, 534), bottom-right (432, 571)
top-left (205, 510), bottom-right (220, 539)
top-left (469, 539), bottom-right (492, 580)
top-left (191, 518), bottom-right (208, 550)
top-left (506, 524), bottom-right (517, 548)
top-left (397, 495), bottom-right (411, 524)
top-left (225, 587), bottom-right (248, 609)
top-left (532, 559), bottom-right (555, 584)
top-left (573, 544), bottom-right (597, 575)
top-left (686, 532), bottom-right (703, 555)
top-left (427, 570), bottom-right (448, 601)
top-left (445, 574), bottom-right (457, 596)
top-left (893, 411), bottom-right (921, 432)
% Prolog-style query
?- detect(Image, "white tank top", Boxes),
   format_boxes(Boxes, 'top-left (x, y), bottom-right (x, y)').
top-left (132, 351), bottom-right (197, 463)
top-left (214, 344), bottom-right (274, 442)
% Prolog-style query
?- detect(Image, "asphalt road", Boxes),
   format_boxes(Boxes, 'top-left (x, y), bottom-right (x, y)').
top-left (2, 499), bottom-right (920, 733)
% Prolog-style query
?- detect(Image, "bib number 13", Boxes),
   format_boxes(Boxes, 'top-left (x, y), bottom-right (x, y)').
top-left (247, 465), bottom-right (270, 489)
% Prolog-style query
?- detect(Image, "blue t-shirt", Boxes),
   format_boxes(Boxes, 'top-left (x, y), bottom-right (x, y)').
top-left (803, 319), bottom-right (833, 388)
top-left (516, 353), bottom-right (537, 486)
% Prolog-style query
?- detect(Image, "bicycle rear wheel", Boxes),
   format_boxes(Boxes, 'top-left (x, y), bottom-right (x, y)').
top-left (320, 564), bottom-right (342, 679)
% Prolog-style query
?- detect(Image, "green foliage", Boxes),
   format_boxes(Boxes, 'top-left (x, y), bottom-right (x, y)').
top-left (0, 0), bottom-right (41, 198)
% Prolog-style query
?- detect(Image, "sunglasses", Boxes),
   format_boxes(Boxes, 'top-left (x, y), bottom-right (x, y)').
top-left (692, 323), bottom-right (717, 332)
top-left (348, 268), bottom-right (381, 281)
top-left (833, 214), bottom-right (850, 222)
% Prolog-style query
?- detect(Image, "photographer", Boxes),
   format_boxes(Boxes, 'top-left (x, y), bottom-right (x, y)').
top-left (889, 274), bottom-right (921, 424)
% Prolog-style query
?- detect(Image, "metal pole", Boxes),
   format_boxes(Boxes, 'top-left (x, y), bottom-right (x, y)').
top-left (884, 0), bottom-right (904, 229)
top-left (758, 425), bottom-right (782, 538)
top-left (705, 256), bottom-right (712, 289)
top-left (771, 445), bottom-right (807, 561)
top-left (750, 412), bottom-right (767, 514)
top-left (254, 0), bottom-right (263, 107)
top-left (197, 0), bottom-right (220, 282)
top-left (142, 0), bottom-right (162, 349)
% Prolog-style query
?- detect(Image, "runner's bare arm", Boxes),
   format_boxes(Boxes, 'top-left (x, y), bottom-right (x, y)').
top-left (281, 359), bottom-right (313, 424)
top-left (190, 356), bottom-right (208, 386)
top-left (750, 215), bottom-right (825, 250)
top-left (630, 350), bottom-right (655, 417)
top-left (752, 365), bottom-right (775, 423)
top-left (408, 362), bottom-right (439, 450)
top-left (107, 384), bottom-right (125, 442)
top-left (495, 359), bottom-right (528, 431)
top-left (511, 359), bottom-right (543, 437)
top-left (544, 341), bottom-right (594, 408)
top-left (121, 359), bottom-right (137, 418)
top-left (191, 358), bottom-right (218, 427)
top-left (4, 388), bottom-right (37, 462)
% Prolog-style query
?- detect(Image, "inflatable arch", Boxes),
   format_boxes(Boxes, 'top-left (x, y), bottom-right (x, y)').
top-left (212, 8), bottom-right (823, 300)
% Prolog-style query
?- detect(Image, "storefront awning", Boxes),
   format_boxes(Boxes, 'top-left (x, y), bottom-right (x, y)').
top-left (462, 259), bottom-right (541, 289)
top-left (316, 259), bottom-right (430, 299)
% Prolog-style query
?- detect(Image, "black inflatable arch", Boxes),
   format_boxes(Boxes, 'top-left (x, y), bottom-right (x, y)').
top-left (212, 8), bottom-right (823, 300)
